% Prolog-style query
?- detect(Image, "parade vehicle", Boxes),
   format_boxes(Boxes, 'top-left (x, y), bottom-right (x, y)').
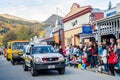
top-left (23, 43), bottom-right (65, 76)
top-left (6, 40), bottom-right (29, 65)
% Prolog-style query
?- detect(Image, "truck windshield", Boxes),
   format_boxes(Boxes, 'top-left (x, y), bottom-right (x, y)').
top-left (12, 42), bottom-right (29, 50)
top-left (33, 46), bottom-right (57, 54)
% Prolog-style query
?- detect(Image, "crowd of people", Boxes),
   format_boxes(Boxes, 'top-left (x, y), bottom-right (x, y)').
top-left (55, 38), bottom-right (120, 76)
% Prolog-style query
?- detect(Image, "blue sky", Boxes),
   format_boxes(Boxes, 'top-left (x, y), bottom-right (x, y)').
top-left (0, 0), bottom-right (119, 22)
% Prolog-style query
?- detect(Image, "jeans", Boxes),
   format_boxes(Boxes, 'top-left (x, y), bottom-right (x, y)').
top-left (93, 56), bottom-right (98, 67)
top-left (104, 64), bottom-right (108, 71)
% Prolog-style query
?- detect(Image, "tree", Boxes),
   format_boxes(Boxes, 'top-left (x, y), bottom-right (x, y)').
top-left (2, 30), bottom-right (17, 46)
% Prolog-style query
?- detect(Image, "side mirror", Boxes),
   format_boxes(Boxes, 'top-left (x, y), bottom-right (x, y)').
top-left (26, 52), bottom-right (30, 55)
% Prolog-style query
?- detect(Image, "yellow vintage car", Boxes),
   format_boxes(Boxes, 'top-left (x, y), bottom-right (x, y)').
top-left (6, 40), bottom-right (29, 65)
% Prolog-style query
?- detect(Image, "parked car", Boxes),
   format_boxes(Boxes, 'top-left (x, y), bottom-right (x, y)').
top-left (23, 44), bottom-right (65, 76)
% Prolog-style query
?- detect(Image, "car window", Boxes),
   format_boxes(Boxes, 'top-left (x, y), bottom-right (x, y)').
top-left (32, 46), bottom-right (56, 54)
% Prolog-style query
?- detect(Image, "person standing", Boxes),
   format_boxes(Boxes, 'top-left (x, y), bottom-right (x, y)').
top-left (66, 45), bottom-right (71, 62)
top-left (101, 45), bottom-right (108, 71)
top-left (108, 47), bottom-right (117, 76)
top-left (92, 43), bottom-right (98, 67)
top-left (58, 45), bottom-right (63, 55)
top-left (86, 42), bottom-right (93, 68)
top-left (109, 38), bottom-right (117, 53)
top-left (62, 46), bottom-right (66, 57)
top-left (98, 43), bottom-right (103, 56)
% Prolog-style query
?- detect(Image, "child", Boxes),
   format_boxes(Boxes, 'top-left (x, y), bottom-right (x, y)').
top-left (81, 60), bottom-right (86, 70)
top-left (69, 55), bottom-right (76, 67)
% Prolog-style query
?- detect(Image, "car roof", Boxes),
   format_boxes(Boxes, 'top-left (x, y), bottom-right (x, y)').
top-left (32, 44), bottom-right (52, 47)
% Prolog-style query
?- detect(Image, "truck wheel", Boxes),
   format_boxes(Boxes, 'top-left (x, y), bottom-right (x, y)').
top-left (11, 59), bottom-right (15, 65)
top-left (6, 58), bottom-right (10, 61)
top-left (31, 64), bottom-right (38, 76)
top-left (23, 62), bottom-right (28, 71)
top-left (58, 68), bottom-right (65, 74)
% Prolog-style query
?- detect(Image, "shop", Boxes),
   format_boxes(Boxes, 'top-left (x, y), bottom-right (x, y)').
top-left (52, 28), bottom-right (64, 47)
top-left (94, 3), bottom-right (120, 44)
top-left (80, 25), bottom-right (96, 43)
top-left (62, 3), bottom-right (92, 46)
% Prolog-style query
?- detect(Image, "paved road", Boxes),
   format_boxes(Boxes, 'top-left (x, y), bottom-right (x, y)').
top-left (0, 55), bottom-right (119, 80)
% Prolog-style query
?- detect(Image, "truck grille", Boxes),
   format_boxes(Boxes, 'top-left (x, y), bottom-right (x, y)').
top-left (42, 57), bottom-right (58, 62)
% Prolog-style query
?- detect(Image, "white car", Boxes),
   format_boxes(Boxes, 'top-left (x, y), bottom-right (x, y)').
top-left (23, 44), bottom-right (65, 76)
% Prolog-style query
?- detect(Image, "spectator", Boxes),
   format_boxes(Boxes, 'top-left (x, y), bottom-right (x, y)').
top-left (62, 46), bottom-right (66, 57)
top-left (108, 47), bottom-right (117, 76)
top-left (101, 45), bottom-right (108, 71)
top-left (93, 43), bottom-right (98, 67)
top-left (58, 45), bottom-right (63, 56)
top-left (98, 43), bottom-right (103, 56)
top-left (116, 39), bottom-right (120, 59)
top-left (109, 38), bottom-right (117, 53)
top-left (66, 45), bottom-right (70, 61)
top-left (86, 42), bottom-right (93, 68)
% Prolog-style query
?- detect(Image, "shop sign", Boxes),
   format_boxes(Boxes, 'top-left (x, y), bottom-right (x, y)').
top-left (106, 11), bottom-right (116, 17)
top-left (82, 26), bottom-right (92, 34)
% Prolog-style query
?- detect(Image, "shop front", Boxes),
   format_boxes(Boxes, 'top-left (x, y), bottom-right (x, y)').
top-left (62, 3), bottom-right (92, 46)
top-left (79, 25), bottom-right (96, 43)
top-left (64, 27), bottom-right (82, 46)
top-left (52, 28), bottom-right (64, 47)
top-left (94, 13), bottom-right (120, 44)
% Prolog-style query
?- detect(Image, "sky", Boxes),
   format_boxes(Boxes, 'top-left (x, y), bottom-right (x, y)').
top-left (0, 0), bottom-right (120, 22)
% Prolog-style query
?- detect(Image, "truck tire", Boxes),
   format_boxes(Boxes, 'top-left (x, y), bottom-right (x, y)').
top-left (23, 62), bottom-right (28, 71)
top-left (11, 59), bottom-right (15, 65)
top-left (6, 58), bottom-right (10, 61)
top-left (31, 63), bottom-right (38, 76)
top-left (58, 67), bottom-right (65, 74)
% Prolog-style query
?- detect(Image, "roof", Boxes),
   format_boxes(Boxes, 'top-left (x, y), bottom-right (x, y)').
top-left (9, 40), bottom-right (29, 43)
top-left (62, 3), bottom-right (92, 22)
top-left (94, 12), bottom-right (120, 23)
top-left (28, 44), bottom-right (52, 47)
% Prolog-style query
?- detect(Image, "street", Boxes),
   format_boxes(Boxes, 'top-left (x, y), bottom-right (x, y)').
top-left (0, 55), bottom-right (119, 80)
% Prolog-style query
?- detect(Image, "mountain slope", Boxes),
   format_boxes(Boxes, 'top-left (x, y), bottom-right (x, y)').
top-left (0, 14), bottom-right (39, 23)
top-left (0, 15), bottom-right (46, 34)
top-left (44, 14), bottom-right (62, 26)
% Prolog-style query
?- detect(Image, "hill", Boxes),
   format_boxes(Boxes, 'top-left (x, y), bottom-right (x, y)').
top-left (0, 14), bottom-right (39, 23)
top-left (43, 14), bottom-right (62, 27)
top-left (0, 14), bottom-right (46, 34)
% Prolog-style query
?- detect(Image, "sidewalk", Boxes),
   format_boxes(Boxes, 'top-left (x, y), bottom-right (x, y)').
top-left (86, 67), bottom-right (110, 75)
top-left (66, 64), bottom-right (118, 76)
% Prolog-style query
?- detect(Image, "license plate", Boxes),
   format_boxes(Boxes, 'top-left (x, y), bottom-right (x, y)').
top-left (48, 65), bottom-right (55, 69)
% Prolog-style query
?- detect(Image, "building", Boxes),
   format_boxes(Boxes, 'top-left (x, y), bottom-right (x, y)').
top-left (45, 26), bottom-right (53, 38)
top-left (52, 19), bottom-right (64, 47)
top-left (94, 3), bottom-right (120, 45)
top-left (62, 3), bottom-right (104, 46)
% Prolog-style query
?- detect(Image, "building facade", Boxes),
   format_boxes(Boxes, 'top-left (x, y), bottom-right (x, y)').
top-left (62, 3), bottom-right (104, 46)
top-left (94, 3), bottom-right (120, 44)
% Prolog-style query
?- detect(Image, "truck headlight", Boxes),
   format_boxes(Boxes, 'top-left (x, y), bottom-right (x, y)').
top-left (33, 57), bottom-right (41, 63)
top-left (59, 56), bottom-right (64, 61)
top-left (13, 53), bottom-right (18, 56)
